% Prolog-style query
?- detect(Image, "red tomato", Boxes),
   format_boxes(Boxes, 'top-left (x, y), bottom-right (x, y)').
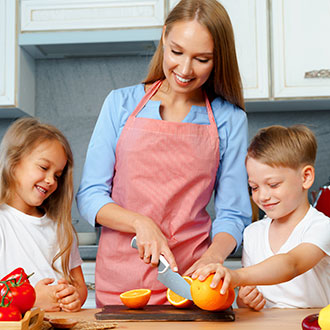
top-left (0, 282), bottom-right (36, 314)
top-left (1, 268), bottom-right (30, 284)
top-left (0, 305), bottom-right (22, 321)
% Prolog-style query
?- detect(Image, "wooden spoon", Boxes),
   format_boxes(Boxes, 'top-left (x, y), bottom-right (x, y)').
top-left (49, 318), bottom-right (78, 329)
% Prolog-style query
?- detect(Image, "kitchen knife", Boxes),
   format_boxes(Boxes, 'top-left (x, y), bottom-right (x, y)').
top-left (131, 236), bottom-right (192, 300)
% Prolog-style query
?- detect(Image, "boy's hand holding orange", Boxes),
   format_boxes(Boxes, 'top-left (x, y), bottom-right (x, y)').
top-left (190, 274), bottom-right (235, 311)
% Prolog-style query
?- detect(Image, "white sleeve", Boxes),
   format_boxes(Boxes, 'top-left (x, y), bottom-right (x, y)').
top-left (302, 215), bottom-right (330, 256)
top-left (241, 226), bottom-right (254, 268)
top-left (69, 236), bottom-right (83, 270)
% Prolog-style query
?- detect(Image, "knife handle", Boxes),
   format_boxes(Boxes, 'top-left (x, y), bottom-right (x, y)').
top-left (130, 236), bottom-right (169, 273)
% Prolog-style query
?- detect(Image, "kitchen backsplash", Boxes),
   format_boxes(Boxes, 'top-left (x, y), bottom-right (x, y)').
top-left (1, 55), bottom-right (330, 232)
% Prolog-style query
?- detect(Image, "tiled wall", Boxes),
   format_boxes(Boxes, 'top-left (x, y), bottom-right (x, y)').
top-left (1, 55), bottom-right (330, 231)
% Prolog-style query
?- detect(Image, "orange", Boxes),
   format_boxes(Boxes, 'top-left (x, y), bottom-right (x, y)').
top-left (119, 289), bottom-right (151, 309)
top-left (217, 287), bottom-right (235, 310)
top-left (167, 276), bottom-right (193, 308)
top-left (190, 274), bottom-right (229, 311)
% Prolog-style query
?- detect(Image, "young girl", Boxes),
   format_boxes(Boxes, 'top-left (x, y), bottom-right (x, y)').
top-left (0, 118), bottom-right (87, 312)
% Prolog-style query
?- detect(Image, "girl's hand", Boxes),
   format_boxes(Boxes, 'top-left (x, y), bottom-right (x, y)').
top-left (34, 278), bottom-right (61, 312)
top-left (237, 286), bottom-right (266, 311)
top-left (190, 262), bottom-right (237, 294)
top-left (56, 278), bottom-right (82, 312)
top-left (134, 215), bottom-right (178, 272)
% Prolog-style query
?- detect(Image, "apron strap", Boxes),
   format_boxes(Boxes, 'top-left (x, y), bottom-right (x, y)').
top-left (131, 80), bottom-right (163, 117)
top-left (132, 80), bottom-right (217, 132)
top-left (203, 91), bottom-right (217, 131)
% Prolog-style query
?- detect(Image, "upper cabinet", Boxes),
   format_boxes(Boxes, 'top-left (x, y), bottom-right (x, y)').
top-left (19, 0), bottom-right (165, 58)
top-left (271, 0), bottom-right (330, 99)
top-left (0, 0), bottom-right (35, 117)
top-left (2, 0), bottom-right (329, 116)
top-left (219, 0), bottom-right (270, 100)
top-left (20, 0), bottom-right (270, 100)
top-left (0, 0), bottom-right (15, 109)
top-left (20, 0), bottom-right (165, 31)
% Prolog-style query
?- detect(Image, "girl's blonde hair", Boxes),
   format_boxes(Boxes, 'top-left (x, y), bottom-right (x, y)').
top-left (0, 117), bottom-right (76, 283)
top-left (144, 0), bottom-right (244, 110)
top-left (247, 125), bottom-right (317, 169)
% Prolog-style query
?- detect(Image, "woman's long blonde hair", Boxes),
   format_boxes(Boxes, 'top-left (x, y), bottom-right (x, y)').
top-left (0, 117), bottom-right (76, 283)
top-left (144, 0), bottom-right (244, 110)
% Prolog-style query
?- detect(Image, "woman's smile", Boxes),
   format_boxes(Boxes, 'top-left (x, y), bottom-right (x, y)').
top-left (162, 20), bottom-right (214, 96)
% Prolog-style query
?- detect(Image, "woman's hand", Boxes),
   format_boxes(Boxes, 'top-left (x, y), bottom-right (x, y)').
top-left (134, 215), bottom-right (178, 272)
top-left (56, 278), bottom-right (82, 312)
top-left (96, 203), bottom-right (178, 271)
top-left (237, 286), bottom-right (266, 311)
top-left (185, 232), bottom-right (237, 284)
top-left (185, 254), bottom-right (220, 277)
top-left (34, 278), bottom-right (61, 312)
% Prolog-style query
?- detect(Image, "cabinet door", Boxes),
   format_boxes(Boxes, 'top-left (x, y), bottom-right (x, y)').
top-left (221, 0), bottom-right (269, 99)
top-left (169, 0), bottom-right (270, 100)
top-left (272, 0), bottom-right (330, 98)
top-left (21, 0), bottom-right (165, 31)
top-left (0, 0), bottom-right (15, 107)
top-left (0, 0), bottom-right (35, 117)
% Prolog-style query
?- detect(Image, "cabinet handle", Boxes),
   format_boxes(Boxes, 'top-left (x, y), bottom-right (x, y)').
top-left (305, 69), bottom-right (330, 78)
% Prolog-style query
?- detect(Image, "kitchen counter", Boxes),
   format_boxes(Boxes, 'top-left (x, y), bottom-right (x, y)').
top-left (45, 308), bottom-right (319, 330)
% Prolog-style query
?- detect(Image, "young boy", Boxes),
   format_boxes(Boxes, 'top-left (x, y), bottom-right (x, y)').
top-left (192, 125), bottom-right (330, 310)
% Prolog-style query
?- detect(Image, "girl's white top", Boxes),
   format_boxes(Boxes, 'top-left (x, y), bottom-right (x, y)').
top-left (0, 204), bottom-right (82, 286)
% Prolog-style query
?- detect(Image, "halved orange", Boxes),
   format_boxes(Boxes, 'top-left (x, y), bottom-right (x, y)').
top-left (190, 274), bottom-right (229, 311)
top-left (120, 289), bottom-right (151, 309)
top-left (167, 276), bottom-right (193, 308)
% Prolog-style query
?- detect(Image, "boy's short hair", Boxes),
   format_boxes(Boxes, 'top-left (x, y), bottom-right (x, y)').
top-left (247, 125), bottom-right (317, 169)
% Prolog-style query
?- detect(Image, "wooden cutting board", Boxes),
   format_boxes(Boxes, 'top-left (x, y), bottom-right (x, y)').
top-left (95, 305), bottom-right (235, 322)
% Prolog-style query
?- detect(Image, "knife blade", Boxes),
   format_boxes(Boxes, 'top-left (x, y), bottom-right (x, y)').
top-left (130, 236), bottom-right (192, 300)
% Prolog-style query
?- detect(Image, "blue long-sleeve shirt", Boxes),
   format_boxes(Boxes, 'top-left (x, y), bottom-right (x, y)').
top-left (76, 83), bottom-right (252, 250)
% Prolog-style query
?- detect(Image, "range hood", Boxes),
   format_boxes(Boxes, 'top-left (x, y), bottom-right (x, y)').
top-left (19, 29), bottom-right (160, 59)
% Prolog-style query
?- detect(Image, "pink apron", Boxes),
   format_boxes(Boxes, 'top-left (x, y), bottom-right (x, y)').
top-left (95, 80), bottom-right (220, 306)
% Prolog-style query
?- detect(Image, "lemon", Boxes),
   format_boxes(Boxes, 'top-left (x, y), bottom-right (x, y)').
top-left (319, 304), bottom-right (330, 330)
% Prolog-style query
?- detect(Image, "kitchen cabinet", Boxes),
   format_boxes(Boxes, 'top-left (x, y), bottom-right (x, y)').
top-left (19, 0), bottom-right (269, 99)
top-left (0, 0), bottom-right (35, 117)
top-left (271, 0), bottom-right (330, 99)
top-left (16, 0), bottom-right (330, 110)
top-left (19, 0), bottom-right (164, 58)
top-left (20, 0), bottom-right (165, 32)
top-left (219, 0), bottom-right (270, 100)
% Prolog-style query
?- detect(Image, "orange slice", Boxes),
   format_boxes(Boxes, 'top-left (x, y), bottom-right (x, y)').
top-left (120, 288), bottom-right (151, 309)
top-left (167, 276), bottom-right (193, 308)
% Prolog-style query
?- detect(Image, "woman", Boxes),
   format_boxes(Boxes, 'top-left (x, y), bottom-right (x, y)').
top-left (76, 0), bottom-right (251, 306)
